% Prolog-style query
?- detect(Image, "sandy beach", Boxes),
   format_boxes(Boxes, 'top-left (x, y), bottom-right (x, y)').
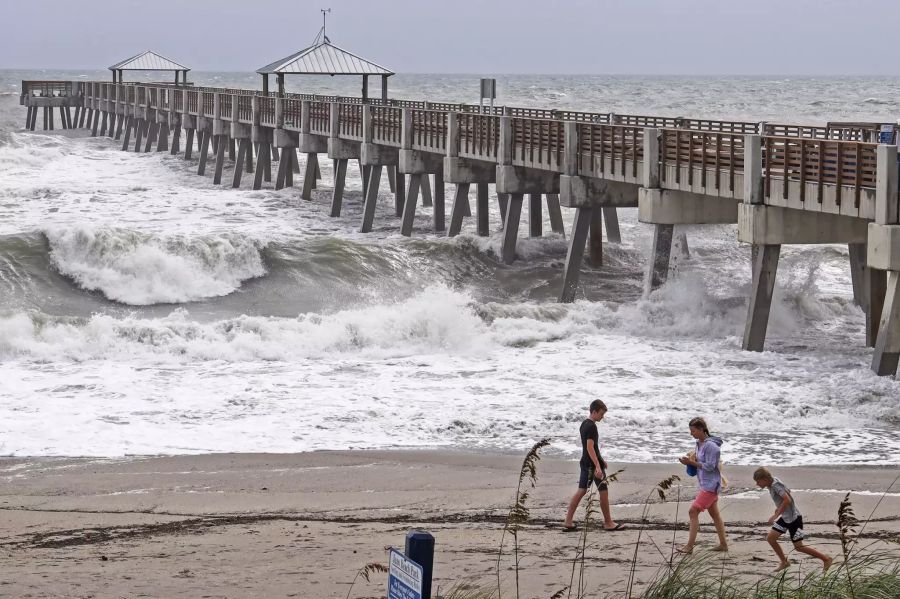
top-left (1, 451), bottom-right (898, 598)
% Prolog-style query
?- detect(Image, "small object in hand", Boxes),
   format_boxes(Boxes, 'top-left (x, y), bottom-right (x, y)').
top-left (686, 464), bottom-right (698, 477)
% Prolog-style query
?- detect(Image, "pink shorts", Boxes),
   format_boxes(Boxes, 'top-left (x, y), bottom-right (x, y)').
top-left (691, 489), bottom-right (719, 512)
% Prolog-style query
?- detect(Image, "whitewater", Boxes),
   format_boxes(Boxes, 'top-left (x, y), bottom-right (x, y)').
top-left (2, 71), bottom-right (900, 464)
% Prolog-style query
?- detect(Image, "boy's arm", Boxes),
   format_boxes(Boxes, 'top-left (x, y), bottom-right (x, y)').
top-left (768, 489), bottom-right (792, 524)
top-left (586, 439), bottom-right (603, 474)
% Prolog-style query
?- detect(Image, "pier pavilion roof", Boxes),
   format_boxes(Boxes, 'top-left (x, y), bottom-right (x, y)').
top-left (108, 50), bottom-right (190, 84)
top-left (109, 50), bottom-right (190, 72)
top-left (256, 39), bottom-right (393, 76)
top-left (256, 29), bottom-right (393, 100)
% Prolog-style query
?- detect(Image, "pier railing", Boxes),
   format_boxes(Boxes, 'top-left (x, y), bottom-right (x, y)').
top-left (372, 106), bottom-right (403, 146)
top-left (410, 109), bottom-right (448, 153)
top-left (258, 97), bottom-right (276, 127)
top-left (309, 101), bottom-right (330, 136)
top-left (511, 117), bottom-right (565, 171)
top-left (456, 113), bottom-right (500, 161)
top-left (338, 103), bottom-right (363, 140)
top-left (762, 137), bottom-right (878, 209)
top-left (660, 129), bottom-right (744, 194)
top-left (575, 123), bottom-right (645, 182)
top-left (22, 81), bottom-right (75, 97)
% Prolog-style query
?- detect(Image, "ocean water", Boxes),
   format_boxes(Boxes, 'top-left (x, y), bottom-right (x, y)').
top-left (1, 70), bottom-right (900, 465)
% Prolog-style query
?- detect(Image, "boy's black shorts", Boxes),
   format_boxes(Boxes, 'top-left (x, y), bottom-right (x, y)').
top-left (772, 516), bottom-right (805, 542)
top-left (578, 466), bottom-right (608, 492)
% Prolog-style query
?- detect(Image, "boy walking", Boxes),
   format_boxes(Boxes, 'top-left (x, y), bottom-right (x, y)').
top-left (563, 400), bottom-right (622, 532)
top-left (753, 467), bottom-right (833, 573)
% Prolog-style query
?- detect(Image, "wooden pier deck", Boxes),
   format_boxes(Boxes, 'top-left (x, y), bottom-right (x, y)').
top-left (19, 80), bottom-right (900, 378)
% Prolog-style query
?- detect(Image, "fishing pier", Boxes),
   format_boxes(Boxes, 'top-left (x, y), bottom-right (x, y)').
top-left (17, 48), bottom-right (900, 380)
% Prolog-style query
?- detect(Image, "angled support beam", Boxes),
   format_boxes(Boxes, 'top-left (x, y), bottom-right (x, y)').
top-left (198, 131), bottom-right (212, 175)
top-left (602, 207), bottom-right (621, 243)
top-left (232, 139), bottom-right (250, 188)
top-left (643, 224), bottom-right (674, 296)
top-left (301, 153), bottom-right (317, 199)
top-left (501, 193), bottom-right (524, 264)
top-left (400, 174), bottom-right (423, 236)
top-left (558, 207), bottom-right (593, 303)
top-left (742, 244), bottom-right (781, 352)
top-left (329, 158), bottom-right (349, 217)
top-left (360, 165), bottom-right (384, 233)
top-left (547, 193), bottom-right (565, 237)
top-left (448, 183), bottom-right (471, 237)
top-left (872, 271), bottom-right (900, 376)
top-left (212, 135), bottom-right (227, 184)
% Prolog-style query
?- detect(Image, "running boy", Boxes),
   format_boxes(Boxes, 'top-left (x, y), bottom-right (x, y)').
top-left (753, 467), bottom-right (833, 573)
top-left (563, 399), bottom-right (622, 532)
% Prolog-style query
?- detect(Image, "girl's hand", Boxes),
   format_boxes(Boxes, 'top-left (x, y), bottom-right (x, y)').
top-left (678, 456), bottom-right (692, 466)
top-left (767, 514), bottom-right (777, 525)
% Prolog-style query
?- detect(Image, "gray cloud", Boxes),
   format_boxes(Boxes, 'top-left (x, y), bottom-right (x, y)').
top-left (1, 0), bottom-right (898, 74)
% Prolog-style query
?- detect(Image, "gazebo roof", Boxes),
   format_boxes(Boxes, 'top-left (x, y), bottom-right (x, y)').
top-left (109, 50), bottom-right (190, 72)
top-left (256, 38), bottom-right (393, 76)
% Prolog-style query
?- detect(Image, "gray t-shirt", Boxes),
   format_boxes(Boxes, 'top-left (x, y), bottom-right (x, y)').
top-left (769, 477), bottom-right (800, 523)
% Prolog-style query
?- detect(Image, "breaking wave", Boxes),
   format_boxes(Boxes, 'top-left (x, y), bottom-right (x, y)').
top-left (45, 227), bottom-right (267, 305)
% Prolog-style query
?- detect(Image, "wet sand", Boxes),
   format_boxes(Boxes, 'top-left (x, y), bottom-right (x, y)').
top-left (1, 451), bottom-right (898, 598)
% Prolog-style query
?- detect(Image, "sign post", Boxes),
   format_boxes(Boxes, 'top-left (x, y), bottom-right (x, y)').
top-left (388, 548), bottom-right (424, 599)
top-left (479, 78), bottom-right (496, 115)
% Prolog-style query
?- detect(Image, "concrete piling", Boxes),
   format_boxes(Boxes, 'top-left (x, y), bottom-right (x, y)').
top-left (559, 207), bottom-right (594, 302)
top-left (330, 158), bottom-right (349, 217)
top-left (400, 174), bottom-right (422, 236)
top-left (501, 193), bottom-right (525, 264)
top-left (742, 244), bottom-right (781, 352)
top-left (529, 193), bottom-right (542, 237)
top-left (360, 164), bottom-right (383, 233)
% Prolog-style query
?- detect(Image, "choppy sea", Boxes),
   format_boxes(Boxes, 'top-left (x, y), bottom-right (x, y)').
top-left (2, 70), bottom-right (900, 464)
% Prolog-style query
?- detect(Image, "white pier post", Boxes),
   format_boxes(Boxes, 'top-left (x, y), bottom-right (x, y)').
top-left (869, 144), bottom-right (900, 375)
top-left (741, 134), bottom-right (781, 352)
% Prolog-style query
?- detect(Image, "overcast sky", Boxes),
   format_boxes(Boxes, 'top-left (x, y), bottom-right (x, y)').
top-left (1, 0), bottom-right (898, 75)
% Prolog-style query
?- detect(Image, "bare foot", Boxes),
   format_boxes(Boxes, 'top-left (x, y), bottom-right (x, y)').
top-left (823, 557), bottom-right (833, 573)
top-left (711, 545), bottom-right (729, 552)
top-left (774, 560), bottom-right (790, 573)
top-left (676, 545), bottom-right (693, 555)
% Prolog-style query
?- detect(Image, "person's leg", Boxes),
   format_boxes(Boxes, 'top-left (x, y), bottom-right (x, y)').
top-left (564, 488), bottom-right (587, 527)
top-left (707, 501), bottom-right (728, 551)
top-left (598, 488), bottom-right (618, 529)
top-left (794, 541), bottom-right (832, 572)
top-left (678, 506), bottom-right (701, 553)
top-left (767, 529), bottom-right (789, 571)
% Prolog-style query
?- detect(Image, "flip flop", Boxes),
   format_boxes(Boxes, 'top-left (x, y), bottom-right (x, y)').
top-left (603, 523), bottom-right (626, 531)
top-left (561, 525), bottom-right (579, 532)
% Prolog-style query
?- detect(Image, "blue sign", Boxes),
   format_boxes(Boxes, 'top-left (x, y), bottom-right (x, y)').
top-left (879, 124), bottom-right (895, 144)
top-left (388, 549), bottom-right (423, 599)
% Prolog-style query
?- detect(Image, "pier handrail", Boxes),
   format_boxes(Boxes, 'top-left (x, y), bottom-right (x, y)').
top-left (456, 113), bottom-right (500, 161)
top-left (660, 129), bottom-right (744, 193)
top-left (371, 105), bottom-right (403, 146)
top-left (409, 109), bottom-right (448, 154)
top-left (575, 122), bottom-right (645, 180)
top-left (22, 81), bottom-right (74, 98)
top-left (762, 136), bottom-right (878, 207)
top-left (338, 103), bottom-right (364, 140)
top-left (308, 100), bottom-right (330, 136)
top-left (511, 116), bottom-right (566, 171)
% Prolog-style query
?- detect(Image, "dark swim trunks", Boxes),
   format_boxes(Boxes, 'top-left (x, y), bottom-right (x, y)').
top-left (578, 465), bottom-right (608, 492)
top-left (772, 516), bottom-right (805, 542)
